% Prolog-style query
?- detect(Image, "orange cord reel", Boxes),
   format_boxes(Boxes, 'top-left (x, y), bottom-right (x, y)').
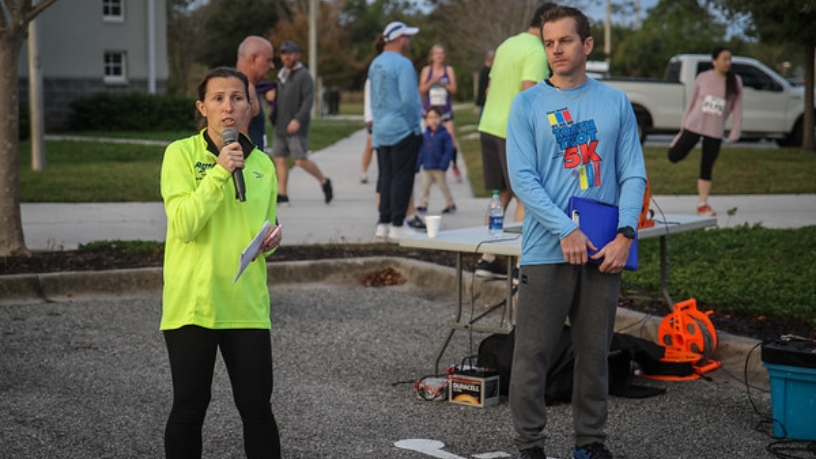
top-left (643, 299), bottom-right (722, 381)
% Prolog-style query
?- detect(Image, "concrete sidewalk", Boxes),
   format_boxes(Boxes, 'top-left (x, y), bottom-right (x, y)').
top-left (20, 128), bottom-right (816, 250)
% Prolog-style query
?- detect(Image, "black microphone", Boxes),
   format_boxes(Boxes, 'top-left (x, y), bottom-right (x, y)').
top-left (221, 128), bottom-right (246, 202)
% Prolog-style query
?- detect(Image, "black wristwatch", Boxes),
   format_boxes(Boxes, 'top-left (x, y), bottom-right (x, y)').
top-left (617, 226), bottom-right (636, 240)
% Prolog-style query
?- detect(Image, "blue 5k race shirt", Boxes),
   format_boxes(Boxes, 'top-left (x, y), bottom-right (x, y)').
top-left (507, 78), bottom-right (647, 266)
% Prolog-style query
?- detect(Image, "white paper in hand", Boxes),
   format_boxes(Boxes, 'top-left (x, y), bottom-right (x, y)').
top-left (234, 220), bottom-right (271, 283)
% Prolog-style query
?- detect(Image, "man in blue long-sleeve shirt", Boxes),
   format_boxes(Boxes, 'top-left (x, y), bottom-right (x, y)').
top-left (506, 6), bottom-right (646, 459)
top-left (369, 21), bottom-right (423, 242)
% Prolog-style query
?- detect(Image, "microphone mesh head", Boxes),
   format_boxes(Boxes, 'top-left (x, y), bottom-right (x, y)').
top-left (221, 128), bottom-right (239, 145)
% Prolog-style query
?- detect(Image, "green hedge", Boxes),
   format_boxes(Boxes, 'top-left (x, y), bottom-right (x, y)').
top-left (623, 224), bottom-right (816, 325)
top-left (69, 93), bottom-right (197, 132)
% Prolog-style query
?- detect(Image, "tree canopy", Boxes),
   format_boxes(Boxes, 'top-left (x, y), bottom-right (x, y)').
top-left (611, 0), bottom-right (728, 77)
top-left (195, 0), bottom-right (288, 69)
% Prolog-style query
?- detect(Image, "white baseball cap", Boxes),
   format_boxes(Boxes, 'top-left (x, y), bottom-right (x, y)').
top-left (382, 21), bottom-right (419, 43)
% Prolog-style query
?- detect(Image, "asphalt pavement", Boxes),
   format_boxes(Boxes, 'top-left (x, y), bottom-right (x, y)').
top-left (5, 125), bottom-right (815, 458)
top-left (0, 273), bottom-right (789, 459)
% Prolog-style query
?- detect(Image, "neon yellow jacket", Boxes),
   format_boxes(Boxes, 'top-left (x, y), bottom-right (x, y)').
top-left (160, 130), bottom-right (277, 331)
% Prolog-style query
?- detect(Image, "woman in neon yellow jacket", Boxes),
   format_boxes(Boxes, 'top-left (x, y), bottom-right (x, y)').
top-left (160, 66), bottom-right (282, 458)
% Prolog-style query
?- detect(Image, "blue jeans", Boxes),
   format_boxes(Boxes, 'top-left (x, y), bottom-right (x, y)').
top-left (164, 326), bottom-right (281, 459)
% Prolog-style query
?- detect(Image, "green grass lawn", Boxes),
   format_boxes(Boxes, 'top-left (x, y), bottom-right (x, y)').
top-left (20, 141), bottom-right (167, 202)
top-left (19, 118), bottom-right (363, 202)
top-left (622, 225), bottom-right (816, 324)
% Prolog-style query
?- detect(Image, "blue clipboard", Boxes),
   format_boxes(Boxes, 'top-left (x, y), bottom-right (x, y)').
top-left (568, 196), bottom-right (638, 270)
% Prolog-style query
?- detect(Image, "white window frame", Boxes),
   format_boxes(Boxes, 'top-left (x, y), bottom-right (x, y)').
top-left (103, 51), bottom-right (128, 85)
top-left (103, 0), bottom-right (125, 23)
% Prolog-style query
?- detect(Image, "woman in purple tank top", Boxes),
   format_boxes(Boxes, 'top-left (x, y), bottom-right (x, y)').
top-left (419, 44), bottom-right (462, 182)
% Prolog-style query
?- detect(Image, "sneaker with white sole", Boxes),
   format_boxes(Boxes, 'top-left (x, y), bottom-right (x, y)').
top-left (474, 258), bottom-right (520, 284)
top-left (375, 223), bottom-right (389, 239)
top-left (474, 257), bottom-right (508, 279)
top-left (406, 215), bottom-right (427, 231)
top-left (697, 204), bottom-right (716, 216)
top-left (387, 224), bottom-right (418, 242)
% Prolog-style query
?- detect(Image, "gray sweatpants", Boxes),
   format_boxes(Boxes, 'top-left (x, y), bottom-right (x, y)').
top-left (509, 263), bottom-right (620, 450)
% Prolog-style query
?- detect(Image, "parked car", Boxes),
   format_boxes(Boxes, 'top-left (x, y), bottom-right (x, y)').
top-left (603, 54), bottom-right (813, 146)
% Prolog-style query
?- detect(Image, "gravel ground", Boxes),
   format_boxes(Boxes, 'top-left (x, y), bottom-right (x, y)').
top-left (0, 283), bottom-right (784, 459)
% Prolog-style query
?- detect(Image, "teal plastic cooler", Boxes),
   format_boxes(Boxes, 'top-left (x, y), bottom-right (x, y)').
top-left (762, 339), bottom-right (816, 441)
top-left (763, 362), bottom-right (816, 440)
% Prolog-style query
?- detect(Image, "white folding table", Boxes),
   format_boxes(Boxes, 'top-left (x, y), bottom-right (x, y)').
top-left (399, 214), bottom-right (717, 374)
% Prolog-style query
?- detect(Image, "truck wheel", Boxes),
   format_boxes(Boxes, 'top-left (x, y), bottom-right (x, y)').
top-left (777, 119), bottom-right (803, 147)
top-left (636, 116), bottom-right (648, 143)
top-left (633, 106), bottom-right (649, 144)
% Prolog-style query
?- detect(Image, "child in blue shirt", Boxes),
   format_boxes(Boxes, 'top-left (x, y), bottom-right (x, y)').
top-left (415, 106), bottom-right (457, 214)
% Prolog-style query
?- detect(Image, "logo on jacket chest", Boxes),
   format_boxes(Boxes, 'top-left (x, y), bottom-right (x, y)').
top-left (548, 108), bottom-right (603, 189)
top-left (195, 161), bottom-right (216, 180)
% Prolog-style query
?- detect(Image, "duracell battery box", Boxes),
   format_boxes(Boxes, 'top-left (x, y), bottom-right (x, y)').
top-left (448, 367), bottom-right (499, 408)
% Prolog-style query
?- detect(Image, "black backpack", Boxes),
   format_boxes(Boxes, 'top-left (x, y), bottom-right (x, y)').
top-left (477, 325), bottom-right (668, 404)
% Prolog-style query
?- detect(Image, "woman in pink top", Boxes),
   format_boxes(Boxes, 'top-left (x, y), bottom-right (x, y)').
top-left (668, 46), bottom-right (743, 216)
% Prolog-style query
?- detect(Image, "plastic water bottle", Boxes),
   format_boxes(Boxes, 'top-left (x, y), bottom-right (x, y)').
top-left (488, 190), bottom-right (504, 239)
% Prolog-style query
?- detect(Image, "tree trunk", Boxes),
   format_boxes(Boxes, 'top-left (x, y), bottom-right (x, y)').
top-left (0, 36), bottom-right (30, 256)
top-left (803, 43), bottom-right (815, 152)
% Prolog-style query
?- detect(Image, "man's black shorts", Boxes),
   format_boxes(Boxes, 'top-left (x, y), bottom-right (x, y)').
top-left (480, 132), bottom-right (512, 193)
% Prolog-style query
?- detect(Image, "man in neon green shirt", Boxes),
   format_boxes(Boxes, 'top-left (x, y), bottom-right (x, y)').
top-left (475, 2), bottom-right (553, 280)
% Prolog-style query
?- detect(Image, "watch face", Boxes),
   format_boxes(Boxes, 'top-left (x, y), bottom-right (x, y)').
top-left (619, 226), bottom-right (635, 239)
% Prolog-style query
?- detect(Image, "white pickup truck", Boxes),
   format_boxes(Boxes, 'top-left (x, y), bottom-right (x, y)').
top-left (603, 54), bottom-right (811, 146)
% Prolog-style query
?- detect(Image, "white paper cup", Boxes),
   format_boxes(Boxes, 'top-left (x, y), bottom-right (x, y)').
top-left (426, 215), bottom-right (441, 238)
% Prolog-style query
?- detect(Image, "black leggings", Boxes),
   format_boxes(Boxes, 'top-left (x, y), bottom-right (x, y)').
top-left (667, 130), bottom-right (722, 181)
top-left (164, 326), bottom-right (281, 459)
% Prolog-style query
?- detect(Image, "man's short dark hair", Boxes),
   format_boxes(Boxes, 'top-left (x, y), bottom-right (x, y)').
top-left (530, 2), bottom-right (557, 28)
top-left (541, 5), bottom-right (592, 43)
